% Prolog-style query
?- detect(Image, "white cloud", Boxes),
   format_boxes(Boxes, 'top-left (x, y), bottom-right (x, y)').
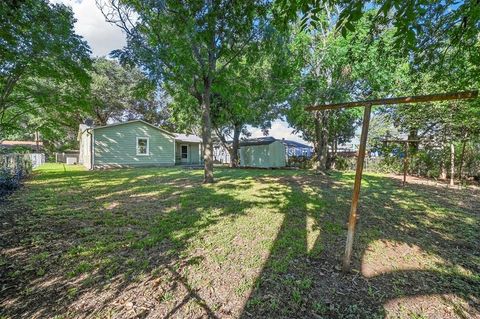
top-left (246, 119), bottom-right (311, 145)
top-left (51, 0), bottom-right (126, 57)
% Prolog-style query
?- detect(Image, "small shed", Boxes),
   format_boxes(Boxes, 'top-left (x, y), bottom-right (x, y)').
top-left (238, 137), bottom-right (286, 168)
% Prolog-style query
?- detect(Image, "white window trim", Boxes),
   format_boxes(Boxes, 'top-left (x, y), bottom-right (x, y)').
top-left (136, 137), bottom-right (150, 156)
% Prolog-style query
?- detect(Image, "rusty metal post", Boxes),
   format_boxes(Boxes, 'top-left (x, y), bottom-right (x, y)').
top-left (342, 104), bottom-right (372, 272)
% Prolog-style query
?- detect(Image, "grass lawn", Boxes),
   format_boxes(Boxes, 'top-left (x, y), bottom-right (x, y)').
top-left (0, 164), bottom-right (479, 318)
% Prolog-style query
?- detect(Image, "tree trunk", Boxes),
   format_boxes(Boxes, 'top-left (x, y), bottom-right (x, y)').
top-left (314, 113), bottom-right (322, 169)
top-left (229, 123), bottom-right (241, 168)
top-left (450, 142), bottom-right (455, 186)
top-left (318, 111), bottom-right (329, 170)
top-left (202, 81), bottom-right (214, 183)
top-left (440, 159), bottom-right (447, 180)
top-left (408, 128), bottom-right (419, 153)
top-left (329, 141), bottom-right (336, 169)
top-left (458, 139), bottom-right (467, 182)
top-left (201, 16), bottom-right (217, 184)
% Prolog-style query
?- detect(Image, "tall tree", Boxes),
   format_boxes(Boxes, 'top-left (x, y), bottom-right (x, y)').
top-left (286, 9), bottom-right (404, 170)
top-left (98, 0), bottom-right (270, 183)
top-left (0, 0), bottom-right (91, 139)
top-left (89, 57), bottom-right (146, 125)
top-left (381, 16), bottom-right (480, 182)
top-left (212, 28), bottom-right (293, 167)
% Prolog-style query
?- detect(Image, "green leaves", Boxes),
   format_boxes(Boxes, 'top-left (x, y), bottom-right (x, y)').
top-left (275, 0), bottom-right (480, 63)
top-left (0, 0), bottom-right (92, 140)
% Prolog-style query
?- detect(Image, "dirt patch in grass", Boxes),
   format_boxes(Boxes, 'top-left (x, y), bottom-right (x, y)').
top-left (0, 164), bottom-right (479, 318)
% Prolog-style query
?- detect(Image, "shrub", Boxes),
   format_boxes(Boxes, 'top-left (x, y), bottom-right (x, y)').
top-left (287, 155), bottom-right (313, 169)
top-left (333, 156), bottom-right (351, 171)
top-left (0, 154), bottom-right (32, 197)
top-left (0, 168), bottom-right (22, 196)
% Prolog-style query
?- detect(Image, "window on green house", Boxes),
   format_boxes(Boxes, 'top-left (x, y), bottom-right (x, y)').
top-left (136, 137), bottom-right (149, 155)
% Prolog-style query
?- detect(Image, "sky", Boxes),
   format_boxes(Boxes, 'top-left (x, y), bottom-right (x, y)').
top-left (53, 0), bottom-right (310, 144)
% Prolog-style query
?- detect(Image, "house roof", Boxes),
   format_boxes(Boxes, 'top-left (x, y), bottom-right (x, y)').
top-left (175, 133), bottom-right (202, 143)
top-left (0, 140), bottom-right (43, 149)
top-left (80, 119), bottom-right (204, 143)
top-left (91, 120), bottom-right (176, 137)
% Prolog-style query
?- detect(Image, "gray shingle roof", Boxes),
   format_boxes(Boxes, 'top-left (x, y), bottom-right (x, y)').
top-left (175, 133), bottom-right (202, 143)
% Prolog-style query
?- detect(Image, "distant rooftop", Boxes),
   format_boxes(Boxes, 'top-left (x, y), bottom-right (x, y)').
top-left (282, 139), bottom-right (312, 149)
top-left (0, 140), bottom-right (43, 149)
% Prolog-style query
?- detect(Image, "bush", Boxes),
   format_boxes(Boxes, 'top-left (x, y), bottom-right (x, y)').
top-left (365, 156), bottom-right (403, 174)
top-left (287, 155), bottom-right (313, 169)
top-left (333, 156), bottom-right (351, 171)
top-left (0, 168), bottom-right (22, 196)
top-left (0, 154), bottom-right (32, 197)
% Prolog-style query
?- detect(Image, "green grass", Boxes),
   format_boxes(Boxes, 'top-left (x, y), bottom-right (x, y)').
top-left (0, 163), bottom-right (478, 318)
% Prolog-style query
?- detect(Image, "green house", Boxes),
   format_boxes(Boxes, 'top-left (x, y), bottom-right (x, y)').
top-left (78, 120), bottom-right (202, 169)
top-left (238, 137), bottom-right (286, 168)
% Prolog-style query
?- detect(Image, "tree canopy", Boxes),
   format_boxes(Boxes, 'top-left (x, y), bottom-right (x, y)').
top-left (0, 0), bottom-right (91, 141)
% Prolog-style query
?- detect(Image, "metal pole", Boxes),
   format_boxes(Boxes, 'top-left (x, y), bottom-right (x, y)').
top-left (342, 104), bottom-right (372, 272)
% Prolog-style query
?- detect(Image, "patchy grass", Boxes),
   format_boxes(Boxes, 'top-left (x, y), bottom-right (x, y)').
top-left (0, 163), bottom-right (479, 318)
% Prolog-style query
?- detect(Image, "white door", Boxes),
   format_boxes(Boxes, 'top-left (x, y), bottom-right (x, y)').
top-left (181, 144), bottom-right (189, 163)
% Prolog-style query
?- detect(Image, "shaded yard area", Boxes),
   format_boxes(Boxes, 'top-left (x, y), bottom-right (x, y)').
top-left (1, 164), bottom-right (479, 318)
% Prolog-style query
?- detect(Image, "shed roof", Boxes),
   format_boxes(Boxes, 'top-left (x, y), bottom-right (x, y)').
top-left (239, 137), bottom-right (277, 147)
top-left (237, 137), bottom-right (312, 148)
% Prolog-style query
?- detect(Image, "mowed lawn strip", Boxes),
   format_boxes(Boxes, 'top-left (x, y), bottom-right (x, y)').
top-left (0, 164), bottom-right (478, 318)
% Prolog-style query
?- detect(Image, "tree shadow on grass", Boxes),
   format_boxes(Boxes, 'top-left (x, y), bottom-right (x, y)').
top-left (0, 166), bottom-right (261, 318)
top-left (241, 172), bottom-right (479, 318)
top-left (0, 167), bottom-right (478, 318)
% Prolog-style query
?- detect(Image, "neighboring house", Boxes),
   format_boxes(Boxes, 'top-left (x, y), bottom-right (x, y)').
top-left (78, 120), bottom-right (202, 169)
top-left (282, 139), bottom-right (313, 158)
top-left (334, 143), bottom-right (358, 158)
top-left (238, 137), bottom-right (286, 168)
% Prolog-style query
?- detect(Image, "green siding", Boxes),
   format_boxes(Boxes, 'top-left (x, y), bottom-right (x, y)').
top-left (269, 141), bottom-right (287, 167)
top-left (93, 121), bottom-right (175, 168)
top-left (190, 143), bottom-right (200, 164)
top-left (239, 141), bottom-right (286, 168)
